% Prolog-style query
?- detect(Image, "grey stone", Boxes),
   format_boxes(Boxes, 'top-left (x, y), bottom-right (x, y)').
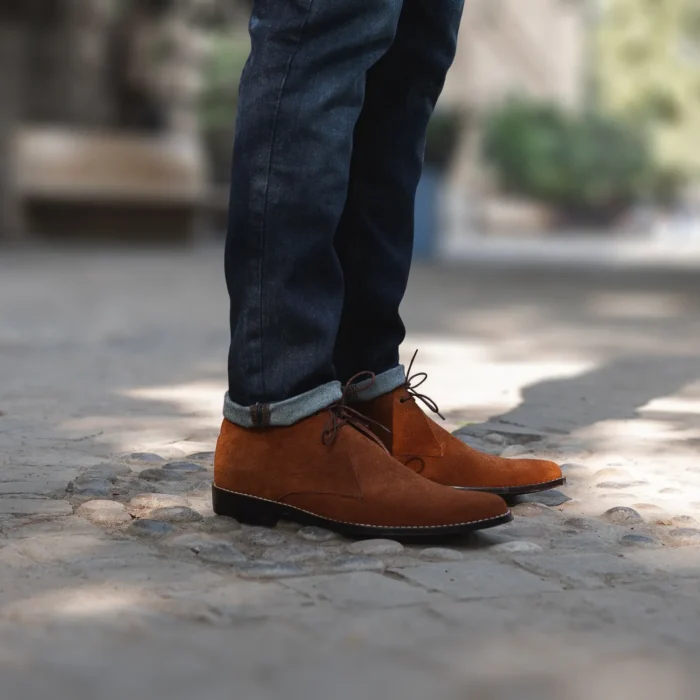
top-left (597, 481), bottom-right (647, 490)
top-left (165, 533), bottom-right (247, 564)
top-left (297, 526), bottom-right (337, 543)
top-left (660, 487), bottom-right (682, 495)
top-left (0, 499), bottom-right (73, 516)
top-left (484, 433), bottom-right (507, 446)
top-left (620, 534), bottom-right (660, 548)
top-left (521, 490), bottom-right (571, 507)
top-left (419, 548), bottom-right (464, 562)
top-left (128, 493), bottom-right (189, 515)
top-left (500, 444), bottom-right (529, 458)
top-left (393, 561), bottom-right (561, 599)
top-left (186, 452), bottom-right (215, 463)
top-left (602, 507), bottom-right (644, 524)
top-left (261, 545), bottom-right (326, 564)
top-left (668, 528), bottom-right (700, 545)
top-left (148, 506), bottom-right (203, 524)
top-left (162, 461), bottom-right (206, 474)
top-left (491, 540), bottom-right (544, 554)
top-left (560, 463), bottom-right (590, 477)
top-left (672, 515), bottom-right (698, 527)
top-left (199, 515), bottom-right (241, 533)
top-left (129, 519), bottom-right (175, 537)
top-left (138, 468), bottom-right (185, 483)
top-left (564, 516), bottom-right (600, 531)
top-left (66, 478), bottom-right (113, 498)
top-left (128, 453), bottom-right (166, 464)
top-left (327, 555), bottom-right (386, 573)
top-left (283, 571), bottom-right (432, 606)
top-left (237, 562), bottom-right (305, 579)
top-left (84, 463), bottom-right (132, 482)
top-left (511, 502), bottom-right (557, 518)
top-left (0, 480), bottom-right (68, 496)
top-left (245, 529), bottom-right (286, 547)
top-left (347, 539), bottom-right (404, 556)
top-left (77, 500), bottom-right (131, 525)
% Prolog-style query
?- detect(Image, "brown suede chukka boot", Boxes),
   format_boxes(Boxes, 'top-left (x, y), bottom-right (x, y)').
top-left (213, 401), bottom-right (512, 538)
top-left (353, 355), bottom-right (565, 497)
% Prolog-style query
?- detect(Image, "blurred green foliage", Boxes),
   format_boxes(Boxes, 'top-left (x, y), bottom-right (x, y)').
top-left (481, 98), bottom-right (680, 223)
top-left (596, 0), bottom-right (700, 175)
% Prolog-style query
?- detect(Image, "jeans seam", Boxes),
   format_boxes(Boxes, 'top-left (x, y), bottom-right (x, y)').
top-left (258, 0), bottom-right (315, 401)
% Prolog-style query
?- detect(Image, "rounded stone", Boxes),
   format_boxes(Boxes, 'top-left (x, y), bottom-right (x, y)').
top-left (77, 500), bottom-right (131, 525)
top-left (511, 502), bottom-right (557, 518)
top-left (601, 507), bottom-right (644, 524)
top-left (200, 516), bottom-right (241, 533)
top-left (298, 526), bottom-right (337, 543)
top-left (162, 461), bottom-right (207, 474)
top-left (564, 516), bottom-right (599, 531)
top-left (672, 515), bottom-right (698, 527)
top-left (419, 548), bottom-right (464, 562)
top-left (129, 519), bottom-right (175, 537)
top-left (186, 452), bottom-right (215, 463)
top-left (237, 563), bottom-right (305, 579)
top-left (67, 478), bottom-right (113, 498)
top-left (261, 545), bottom-right (325, 564)
top-left (594, 468), bottom-right (632, 481)
top-left (138, 468), bottom-right (185, 482)
top-left (165, 534), bottom-right (247, 564)
top-left (148, 506), bottom-right (203, 524)
top-left (620, 534), bottom-right (659, 548)
top-left (491, 540), bottom-right (544, 554)
top-left (128, 453), bottom-right (166, 464)
top-left (522, 490), bottom-right (571, 508)
top-left (347, 539), bottom-right (404, 556)
top-left (485, 433), bottom-right (507, 446)
top-left (129, 493), bottom-right (189, 515)
top-left (327, 555), bottom-right (385, 573)
top-left (83, 464), bottom-right (132, 483)
top-left (660, 487), bottom-right (682, 495)
top-left (596, 481), bottom-right (647, 490)
top-left (668, 528), bottom-right (700, 545)
top-left (501, 445), bottom-right (529, 458)
top-left (245, 529), bottom-right (286, 547)
top-left (560, 463), bottom-right (589, 475)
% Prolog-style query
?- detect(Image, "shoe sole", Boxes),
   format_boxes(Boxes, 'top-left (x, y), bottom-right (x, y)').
top-left (212, 485), bottom-right (513, 538)
top-left (453, 476), bottom-right (566, 497)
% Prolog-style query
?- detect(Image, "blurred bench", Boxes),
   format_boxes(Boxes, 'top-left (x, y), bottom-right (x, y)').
top-left (15, 127), bottom-right (208, 241)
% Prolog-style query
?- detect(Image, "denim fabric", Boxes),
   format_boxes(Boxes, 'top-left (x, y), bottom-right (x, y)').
top-left (225, 0), bottom-right (465, 425)
top-left (346, 366), bottom-right (407, 403)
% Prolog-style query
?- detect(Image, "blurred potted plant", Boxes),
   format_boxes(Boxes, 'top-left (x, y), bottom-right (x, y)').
top-left (481, 98), bottom-right (676, 227)
top-left (414, 107), bottom-right (463, 258)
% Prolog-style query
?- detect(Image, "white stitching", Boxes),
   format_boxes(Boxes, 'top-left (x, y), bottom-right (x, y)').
top-left (213, 485), bottom-right (510, 529)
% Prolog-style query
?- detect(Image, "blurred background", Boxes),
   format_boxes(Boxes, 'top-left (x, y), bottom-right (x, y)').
top-left (2, 0), bottom-right (700, 261)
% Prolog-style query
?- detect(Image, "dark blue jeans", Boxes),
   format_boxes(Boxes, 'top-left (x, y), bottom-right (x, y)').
top-left (225, 0), bottom-right (464, 427)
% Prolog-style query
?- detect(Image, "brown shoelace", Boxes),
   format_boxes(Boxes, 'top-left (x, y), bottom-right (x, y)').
top-left (322, 372), bottom-right (391, 451)
top-left (399, 350), bottom-right (445, 420)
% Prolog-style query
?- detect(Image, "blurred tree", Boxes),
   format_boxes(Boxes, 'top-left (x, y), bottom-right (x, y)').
top-left (596, 0), bottom-right (700, 176)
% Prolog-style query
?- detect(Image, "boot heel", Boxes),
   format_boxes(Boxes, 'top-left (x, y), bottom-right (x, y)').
top-left (212, 485), bottom-right (284, 527)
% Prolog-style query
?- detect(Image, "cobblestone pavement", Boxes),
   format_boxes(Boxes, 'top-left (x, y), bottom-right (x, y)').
top-left (3, 246), bottom-right (700, 699)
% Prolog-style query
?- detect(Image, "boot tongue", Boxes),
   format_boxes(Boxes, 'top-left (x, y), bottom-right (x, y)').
top-left (392, 390), bottom-right (443, 459)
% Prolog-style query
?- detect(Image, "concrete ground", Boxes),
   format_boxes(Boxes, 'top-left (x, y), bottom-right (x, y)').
top-left (2, 244), bottom-right (700, 699)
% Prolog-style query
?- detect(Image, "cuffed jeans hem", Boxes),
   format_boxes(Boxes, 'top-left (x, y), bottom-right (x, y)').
top-left (224, 381), bottom-right (343, 428)
top-left (347, 365), bottom-right (406, 402)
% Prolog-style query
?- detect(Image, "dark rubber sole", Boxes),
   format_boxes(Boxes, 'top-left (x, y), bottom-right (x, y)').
top-left (212, 485), bottom-right (513, 538)
top-left (453, 476), bottom-right (567, 497)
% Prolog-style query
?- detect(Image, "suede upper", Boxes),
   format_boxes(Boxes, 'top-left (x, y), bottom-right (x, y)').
top-left (214, 411), bottom-right (509, 528)
top-left (357, 387), bottom-right (564, 490)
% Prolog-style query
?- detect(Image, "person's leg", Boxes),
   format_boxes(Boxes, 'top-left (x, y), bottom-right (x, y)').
top-left (225, 0), bottom-right (403, 426)
top-left (333, 0), bottom-right (464, 387)
top-left (215, 0), bottom-right (512, 536)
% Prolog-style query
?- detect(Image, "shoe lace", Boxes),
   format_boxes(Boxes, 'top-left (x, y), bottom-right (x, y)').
top-left (399, 350), bottom-right (445, 420)
top-left (322, 372), bottom-right (391, 451)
